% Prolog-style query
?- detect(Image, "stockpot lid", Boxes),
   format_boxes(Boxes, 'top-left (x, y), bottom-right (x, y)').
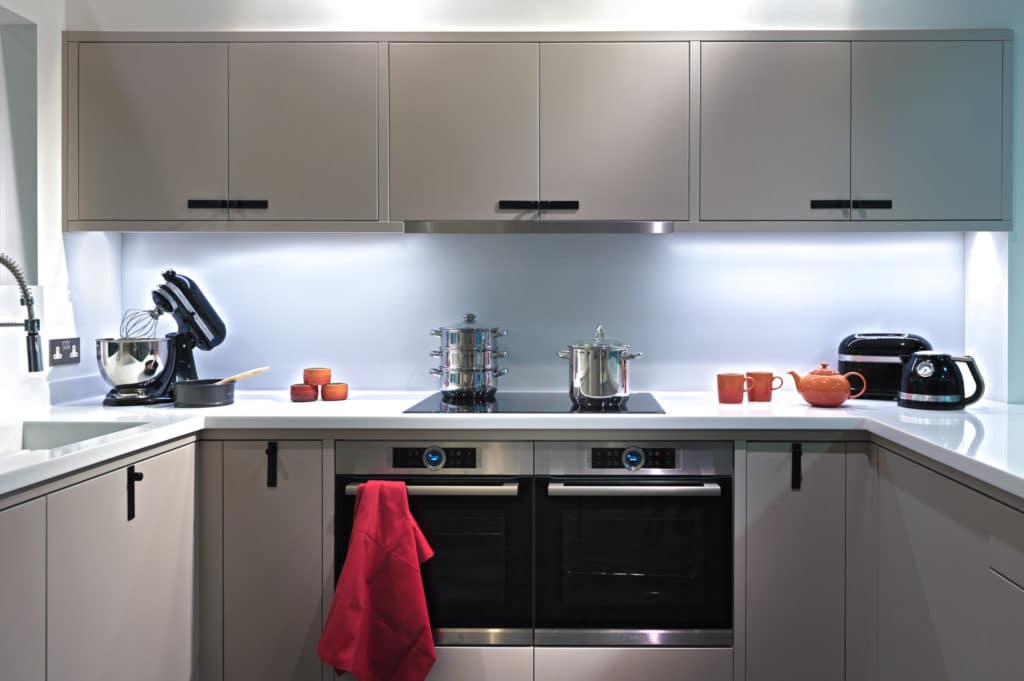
top-left (436, 312), bottom-right (504, 333)
top-left (569, 324), bottom-right (630, 350)
top-left (838, 333), bottom-right (932, 357)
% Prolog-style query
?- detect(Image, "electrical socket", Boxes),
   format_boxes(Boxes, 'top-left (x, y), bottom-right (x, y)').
top-left (49, 338), bottom-right (82, 366)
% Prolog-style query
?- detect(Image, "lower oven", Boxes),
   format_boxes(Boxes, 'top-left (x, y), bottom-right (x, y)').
top-left (334, 441), bottom-right (533, 651)
top-left (534, 441), bottom-right (734, 649)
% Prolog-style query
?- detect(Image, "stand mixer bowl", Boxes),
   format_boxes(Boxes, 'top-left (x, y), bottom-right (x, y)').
top-left (96, 338), bottom-right (172, 399)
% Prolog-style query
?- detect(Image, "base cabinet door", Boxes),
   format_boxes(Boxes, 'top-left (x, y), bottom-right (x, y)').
top-left (47, 445), bottom-right (195, 681)
top-left (745, 442), bottom-right (846, 681)
top-left (223, 440), bottom-right (323, 681)
top-left (535, 647), bottom-right (731, 681)
top-left (0, 498), bottom-right (45, 681)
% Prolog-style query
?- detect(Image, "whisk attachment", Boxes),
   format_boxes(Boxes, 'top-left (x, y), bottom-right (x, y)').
top-left (120, 307), bottom-right (163, 339)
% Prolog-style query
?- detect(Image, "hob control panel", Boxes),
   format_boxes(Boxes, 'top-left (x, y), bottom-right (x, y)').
top-left (591, 447), bottom-right (677, 470)
top-left (393, 447), bottom-right (478, 469)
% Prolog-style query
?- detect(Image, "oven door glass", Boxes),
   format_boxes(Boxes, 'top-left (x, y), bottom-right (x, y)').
top-left (336, 476), bottom-right (532, 630)
top-left (535, 476), bottom-right (732, 630)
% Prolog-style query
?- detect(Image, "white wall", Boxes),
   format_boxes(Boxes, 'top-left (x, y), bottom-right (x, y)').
top-left (120, 232), bottom-right (965, 392)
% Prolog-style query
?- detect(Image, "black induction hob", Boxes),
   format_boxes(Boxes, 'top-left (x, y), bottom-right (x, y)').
top-left (405, 392), bottom-right (664, 414)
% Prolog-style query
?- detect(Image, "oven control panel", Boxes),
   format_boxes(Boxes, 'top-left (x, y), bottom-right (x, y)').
top-left (591, 447), bottom-right (677, 470)
top-left (393, 446), bottom-right (478, 470)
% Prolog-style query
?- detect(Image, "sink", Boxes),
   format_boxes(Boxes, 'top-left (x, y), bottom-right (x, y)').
top-left (0, 421), bottom-right (148, 453)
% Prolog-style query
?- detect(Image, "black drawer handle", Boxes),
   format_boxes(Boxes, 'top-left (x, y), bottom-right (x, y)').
top-left (266, 442), bottom-right (278, 488)
top-left (498, 200), bottom-right (540, 210)
top-left (230, 199), bottom-right (270, 209)
top-left (852, 199), bottom-right (893, 210)
top-left (187, 199), bottom-right (229, 209)
top-left (127, 466), bottom-right (144, 521)
top-left (791, 443), bottom-right (803, 491)
top-left (540, 200), bottom-right (580, 210)
top-left (810, 200), bottom-right (851, 210)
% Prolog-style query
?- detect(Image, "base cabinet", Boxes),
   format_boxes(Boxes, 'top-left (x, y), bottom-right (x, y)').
top-left (535, 647), bottom-right (731, 681)
top-left (0, 498), bottom-right (45, 681)
top-left (46, 444), bottom-right (195, 681)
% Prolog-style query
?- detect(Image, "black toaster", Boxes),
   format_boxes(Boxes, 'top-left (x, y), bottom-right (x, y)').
top-left (838, 333), bottom-right (932, 400)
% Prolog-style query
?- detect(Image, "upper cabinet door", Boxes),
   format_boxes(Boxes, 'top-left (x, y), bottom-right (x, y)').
top-left (700, 42), bottom-right (851, 221)
top-left (539, 42), bottom-right (690, 221)
top-left (229, 43), bottom-right (379, 221)
top-left (77, 43), bottom-right (228, 221)
top-left (389, 43), bottom-right (539, 221)
top-left (851, 41), bottom-right (1004, 221)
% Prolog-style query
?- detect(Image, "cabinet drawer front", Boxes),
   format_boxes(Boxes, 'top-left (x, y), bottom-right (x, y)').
top-left (536, 647), bottom-right (731, 681)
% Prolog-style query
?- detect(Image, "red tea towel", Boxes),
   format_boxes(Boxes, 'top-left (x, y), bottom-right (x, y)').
top-left (318, 480), bottom-right (436, 681)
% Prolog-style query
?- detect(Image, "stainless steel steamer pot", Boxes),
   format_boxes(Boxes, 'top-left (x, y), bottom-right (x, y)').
top-left (431, 348), bottom-right (509, 371)
top-left (558, 325), bottom-right (642, 406)
top-left (431, 313), bottom-right (508, 350)
top-left (430, 367), bottom-right (509, 400)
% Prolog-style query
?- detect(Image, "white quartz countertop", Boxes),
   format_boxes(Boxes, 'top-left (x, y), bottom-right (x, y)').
top-left (1, 390), bottom-right (1021, 502)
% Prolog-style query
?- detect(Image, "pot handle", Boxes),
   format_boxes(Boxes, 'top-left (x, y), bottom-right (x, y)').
top-left (558, 350), bottom-right (570, 359)
top-left (430, 328), bottom-right (442, 336)
top-left (953, 356), bottom-right (985, 406)
top-left (843, 371), bottom-right (868, 399)
top-left (430, 368), bottom-right (442, 376)
top-left (625, 352), bottom-right (644, 361)
top-left (495, 368), bottom-right (509, 376)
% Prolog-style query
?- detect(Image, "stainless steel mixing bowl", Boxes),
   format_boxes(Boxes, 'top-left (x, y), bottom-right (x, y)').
top-left (96, 338), bottom-right (171, 396)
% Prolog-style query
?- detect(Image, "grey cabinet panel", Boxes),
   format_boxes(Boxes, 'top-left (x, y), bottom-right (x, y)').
top-left (846, 445), bottom-right (878, 681)
top-left (852, 41), bottom-right (1003, 220)
top-left (229, 43), bottom-right (378, 221)
top-left (342, 646), bottom-right (534, 681)
top-left (539, 42), bottom-right (689, 221)
top-left (77, 43), bottom-right (228, 220)
top-left (700, 42), bottom-right (851, 221)
top-left (535, 647), bottom-right (731, 681)
top-left (877, 450), bottom-right (990, 681)
top-left (746, 442), bottom-right (846, 681)
top-left (0, 499), bottom-right (45, 681)
top-left (47, 445), bottom-right (195, 681)
top-left (223, 440), bottom-right (323, 681)
top-left (389, 43), bottom-right (539, 220)
top-left (987, 569), bottom-right (1024, 681)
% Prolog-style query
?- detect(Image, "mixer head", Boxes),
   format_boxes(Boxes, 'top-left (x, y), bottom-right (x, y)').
top-left (152, 270), bottom-right (227, 351)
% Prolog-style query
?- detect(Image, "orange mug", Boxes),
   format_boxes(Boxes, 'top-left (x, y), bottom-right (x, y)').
top-left (717, 373), bottom-right (753, 404)
top-left (747, 372), bottom-right (784, 402)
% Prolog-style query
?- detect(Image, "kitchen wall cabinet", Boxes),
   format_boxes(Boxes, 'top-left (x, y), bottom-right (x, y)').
top-left (47, 444), bottom-right (195, 681)
top-left (745, 442), bottom-right (847, 681)
top-left (0, 498), bottom-right (45, 681)
top-left (539, 42), bottom-right (690, 221)
top-left (700, 42), bottom-right (852, 221)
top-left (388, 42), bottom-right (540, 221)
top-left (222, 440), bottom-right (324, 681)
top-left (228, 43), bottom-right (378, 221)
top-left (851, 41), bottom-right (1004, 221)
top-left (75, 43), bottom-right (229, 221)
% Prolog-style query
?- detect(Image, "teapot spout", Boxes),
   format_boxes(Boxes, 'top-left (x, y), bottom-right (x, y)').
top-left (787, 371), bottom-right (803, 392)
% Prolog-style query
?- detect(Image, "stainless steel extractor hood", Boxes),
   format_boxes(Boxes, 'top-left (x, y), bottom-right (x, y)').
top-left (402, 221), bottom-right (675, 234)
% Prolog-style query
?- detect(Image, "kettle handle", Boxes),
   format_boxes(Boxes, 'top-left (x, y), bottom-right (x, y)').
top-left (843, 371), bottom-right (867, 399)
top-left (952, 356), bottom-right (985, 406)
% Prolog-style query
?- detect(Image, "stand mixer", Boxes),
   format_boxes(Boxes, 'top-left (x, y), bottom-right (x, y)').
top-left (97, 270), bottom-right (226, 406)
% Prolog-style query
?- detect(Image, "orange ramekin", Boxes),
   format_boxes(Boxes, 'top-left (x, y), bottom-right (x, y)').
top-left (290, 383), bottom-right (318, 402)
top-left (322, 383), bottom-right (349, 401)
top-left (303, 367), bottom-right (331, 386)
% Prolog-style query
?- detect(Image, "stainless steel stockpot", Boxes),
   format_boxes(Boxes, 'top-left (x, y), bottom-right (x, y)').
top-left (430, 366), bottom-right (509, 400)
top-left (558, 325), bottom-right (642, 406)
top-left (431, 348), bottom-right (509, 371)
top-left (431, 313), bottom-right (508, 350)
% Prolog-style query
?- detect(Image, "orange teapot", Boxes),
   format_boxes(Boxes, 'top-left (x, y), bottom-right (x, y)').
top-left (788, 363), bottom-right (867, 407)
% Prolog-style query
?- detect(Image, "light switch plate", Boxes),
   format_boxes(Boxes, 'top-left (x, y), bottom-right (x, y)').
top-left (49, 338), bottom-right (82, 366)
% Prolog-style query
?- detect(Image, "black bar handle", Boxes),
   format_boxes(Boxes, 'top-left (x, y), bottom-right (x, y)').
top-left (229, 199), bottom-right (270, 209)
top-left (498, 200), bottom-right (540, 210)
top-left (851, 199), bottom-right (893, 210)
top-left (127, 466), bottom-right (144, 521)
top-left (810, 199), bottom-right (852, 210)
top-left (266, 442), bottom-right (278, 488)
top-left (187, 199), bottom-right (229, 209)
top-left (540, 200), bottom-right (580, 210)
top-left (791, 443), bottom-right (803, 491)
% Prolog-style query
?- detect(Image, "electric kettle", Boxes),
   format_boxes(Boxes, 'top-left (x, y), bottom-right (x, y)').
top-left (898, 352), bottom-right (985, 410)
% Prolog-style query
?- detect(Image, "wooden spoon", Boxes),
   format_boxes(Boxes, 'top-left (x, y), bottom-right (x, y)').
top-left (215, 366), bottom-right (270, 385)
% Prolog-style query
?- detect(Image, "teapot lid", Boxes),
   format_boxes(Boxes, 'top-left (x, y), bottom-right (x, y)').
top-left (809, 362), bottom-right (840, 376)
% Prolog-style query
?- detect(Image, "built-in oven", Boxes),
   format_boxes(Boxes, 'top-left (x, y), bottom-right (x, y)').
top-left (534, 441), bottom-right (734, 648)
top-left (334, 441), bottom-right (533, 647)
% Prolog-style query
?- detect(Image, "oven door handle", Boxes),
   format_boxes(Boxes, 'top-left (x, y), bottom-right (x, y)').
top-left (344, 482), bottom-right (520, 497)
top-left (546, 482), bottom-right (722, 497)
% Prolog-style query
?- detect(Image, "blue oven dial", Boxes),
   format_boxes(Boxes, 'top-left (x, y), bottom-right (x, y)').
top-left (422, 447), bottom-right (447, 470)
top-left (622, 447), bottom-right (646, 471)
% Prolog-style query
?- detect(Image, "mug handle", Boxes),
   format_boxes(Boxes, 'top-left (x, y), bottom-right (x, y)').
top-left (843, 371), bottom-right (867, 399)
top-left (952, 356), bottom-right (985, 406)
top-left (743, 376), bottom-right (754, 392)
top-left (771, 375), bottom-right (784, 391)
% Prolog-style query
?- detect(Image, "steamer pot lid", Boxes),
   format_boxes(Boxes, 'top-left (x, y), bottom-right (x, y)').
top-left (570, 324), bottom-right (630, 350)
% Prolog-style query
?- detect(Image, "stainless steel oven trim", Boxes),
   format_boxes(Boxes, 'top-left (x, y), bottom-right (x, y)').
top-left (434, 628), bottom-right (533, 646)
top-left (535, 441), bottom-right (733, 476)
top-left (534, 629), bottom-right (733, 647)
top-left (345, 482), bottom-right (521, 496)
top-left (546, 482), bottom-right (722, 497)
top-left (336, 441), bottom-right (533, 476)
